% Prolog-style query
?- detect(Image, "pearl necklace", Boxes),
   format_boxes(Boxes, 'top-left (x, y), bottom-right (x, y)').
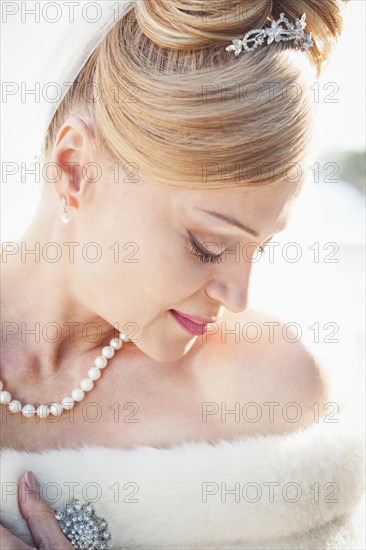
top-left (0, 332), bottom-right (130, 419)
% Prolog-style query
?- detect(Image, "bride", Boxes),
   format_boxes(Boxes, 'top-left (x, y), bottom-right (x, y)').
top-left (1, 1), bottom-right (364, 548)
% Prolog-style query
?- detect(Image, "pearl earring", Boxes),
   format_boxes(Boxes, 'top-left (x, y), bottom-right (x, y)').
top-left (61, 196), bottom-right (71, 224)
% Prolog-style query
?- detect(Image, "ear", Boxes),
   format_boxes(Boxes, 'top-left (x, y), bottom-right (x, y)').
top-left (49, 116), bottom-right (96, 209)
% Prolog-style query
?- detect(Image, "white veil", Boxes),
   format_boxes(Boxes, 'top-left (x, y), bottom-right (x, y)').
top-left (2, 0), bottom-right (135, 171)
top-left (2, 1), bottom-right (360, 418)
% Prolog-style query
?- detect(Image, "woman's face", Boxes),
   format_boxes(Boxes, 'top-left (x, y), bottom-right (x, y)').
top-left (52, 118), bottom-right (303, 362)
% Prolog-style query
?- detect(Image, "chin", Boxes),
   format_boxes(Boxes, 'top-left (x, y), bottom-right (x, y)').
top-left (134, 333), bottom-right (198, 363)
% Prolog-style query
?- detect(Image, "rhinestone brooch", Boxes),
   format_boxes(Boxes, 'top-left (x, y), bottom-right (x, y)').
top-left (54, 498), bottom-right (112, 549)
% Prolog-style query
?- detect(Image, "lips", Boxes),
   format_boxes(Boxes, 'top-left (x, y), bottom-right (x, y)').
top-left (169, 309), bottom-right (216, 336)
top-left (171, 310), bottom-right (217, 325)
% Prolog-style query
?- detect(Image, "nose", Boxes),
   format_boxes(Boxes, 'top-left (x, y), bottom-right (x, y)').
top-left (204, 257), bottom-right (254, 314)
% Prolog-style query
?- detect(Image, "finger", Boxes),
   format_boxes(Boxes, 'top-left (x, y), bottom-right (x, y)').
top-left (17, 471), bottom-right (74, 550)
top-left (0, 524), bottom-right (35, 549)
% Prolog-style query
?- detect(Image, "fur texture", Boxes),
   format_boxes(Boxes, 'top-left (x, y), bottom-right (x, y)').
top-left (1, 420), bottom-right (365, 549)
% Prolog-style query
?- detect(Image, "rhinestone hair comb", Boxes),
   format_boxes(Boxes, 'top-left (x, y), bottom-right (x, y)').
top-left (226, 12), bottom-right (313, 55)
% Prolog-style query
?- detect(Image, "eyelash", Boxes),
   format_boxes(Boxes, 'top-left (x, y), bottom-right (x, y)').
top-left (186, 232), bottom-right (224, 264)
top-left (186, 231), bottom-right (268, 265)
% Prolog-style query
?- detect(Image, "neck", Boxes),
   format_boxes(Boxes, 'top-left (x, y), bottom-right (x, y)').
top-left (1, 192), bottom-right (128, 383)
top-left (1, 254), bottom-right (120, 376)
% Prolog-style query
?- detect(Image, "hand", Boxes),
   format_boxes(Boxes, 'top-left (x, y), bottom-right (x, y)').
top-left (0, 471), bottom-right (74, 549)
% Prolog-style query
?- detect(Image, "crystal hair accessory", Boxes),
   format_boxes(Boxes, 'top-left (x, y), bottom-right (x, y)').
top-left (226, 12), bottom-right (313, 56)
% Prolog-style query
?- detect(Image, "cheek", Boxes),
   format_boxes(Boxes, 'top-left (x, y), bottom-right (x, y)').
top-left (133, 233), bottom-right (207, 303)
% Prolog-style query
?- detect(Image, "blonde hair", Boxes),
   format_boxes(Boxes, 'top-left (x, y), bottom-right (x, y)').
top-left (43, 0), bottom-right (349, 190)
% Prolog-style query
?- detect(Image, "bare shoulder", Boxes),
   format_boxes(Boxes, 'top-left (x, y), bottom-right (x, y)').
top-left (200, 307), bottom-right (331, 436)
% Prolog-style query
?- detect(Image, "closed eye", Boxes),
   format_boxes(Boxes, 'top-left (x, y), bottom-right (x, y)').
top-left (185, 230), bottom-right (224, 264)
top-left (185, 230), bottom-right (274, 264)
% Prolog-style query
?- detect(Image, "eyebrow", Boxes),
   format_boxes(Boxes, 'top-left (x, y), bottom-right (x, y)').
top-left (195, 207), bottom-right (260, 237)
